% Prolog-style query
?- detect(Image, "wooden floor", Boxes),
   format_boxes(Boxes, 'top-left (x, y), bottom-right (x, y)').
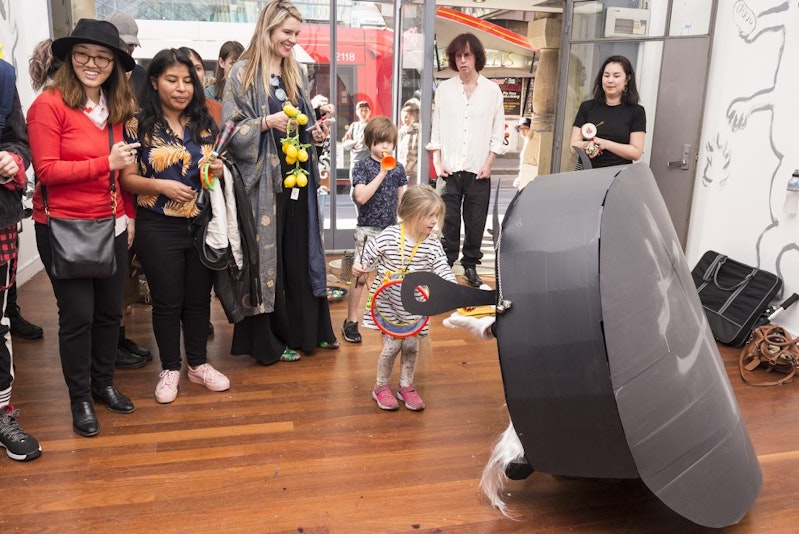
top-left (2, 270), bottom-right (799, 533)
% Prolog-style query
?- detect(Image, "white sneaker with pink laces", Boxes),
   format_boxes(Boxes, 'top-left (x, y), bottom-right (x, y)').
top-left (187, 363), bottom-right (230, 392)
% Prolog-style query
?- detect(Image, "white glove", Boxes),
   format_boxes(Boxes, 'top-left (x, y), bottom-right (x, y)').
top-left (443, 311), bottom-right (495, 340)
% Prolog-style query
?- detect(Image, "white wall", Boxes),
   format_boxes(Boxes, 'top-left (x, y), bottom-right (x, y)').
top-left (688, 0), bottom-right (799, 329)
top-left (0, 0), bottom-right (51, 285)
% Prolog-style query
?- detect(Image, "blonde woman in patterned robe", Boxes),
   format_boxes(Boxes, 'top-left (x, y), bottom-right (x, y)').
top-left (120, 49), bottom-right (231, 404)
top-left (222, 0), bottom-right (337, 365)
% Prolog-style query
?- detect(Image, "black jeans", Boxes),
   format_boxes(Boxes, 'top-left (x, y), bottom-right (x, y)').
top-left (35, 222), bottom-right (127, 403)
top-left (134, 209), bottom-right (213, 371)
top-left (440, 171), bottom-right (490, 268)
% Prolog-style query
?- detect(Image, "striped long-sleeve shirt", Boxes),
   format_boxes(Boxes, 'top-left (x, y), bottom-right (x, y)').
top-left (360, 224), bottom-right (455, 335)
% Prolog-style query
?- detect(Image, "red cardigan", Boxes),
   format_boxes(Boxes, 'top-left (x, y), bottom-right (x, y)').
top-left (27, 89), bottom-right (134, 225)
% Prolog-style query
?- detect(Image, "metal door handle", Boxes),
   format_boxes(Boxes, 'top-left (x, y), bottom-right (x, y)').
top-left (667, 144), bottom-right (691, 170)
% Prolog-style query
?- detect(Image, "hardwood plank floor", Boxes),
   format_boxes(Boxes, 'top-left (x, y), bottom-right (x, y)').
top-left (2, 269), bottom-right (798, 533)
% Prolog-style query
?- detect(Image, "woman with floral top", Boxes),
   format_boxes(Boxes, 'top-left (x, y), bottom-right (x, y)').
top-left (120, 48), bottom-right (230, 404)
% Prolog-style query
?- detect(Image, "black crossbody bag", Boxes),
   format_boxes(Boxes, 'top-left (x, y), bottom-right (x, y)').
top-left (43, 127), bottom-right (117, 279)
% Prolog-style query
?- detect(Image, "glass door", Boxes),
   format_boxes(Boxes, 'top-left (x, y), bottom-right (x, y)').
top-left (310, 0), bottom-right (432, 251)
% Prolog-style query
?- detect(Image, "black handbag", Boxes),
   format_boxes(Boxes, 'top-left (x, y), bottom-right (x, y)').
top-left (692, 251), bottom-right (783, 347)
top-left (43, 128), bottom-right (117, 279)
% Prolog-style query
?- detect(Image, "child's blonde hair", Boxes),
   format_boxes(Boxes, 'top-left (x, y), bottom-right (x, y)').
top-left (398, 185), bottom-right (445, 229)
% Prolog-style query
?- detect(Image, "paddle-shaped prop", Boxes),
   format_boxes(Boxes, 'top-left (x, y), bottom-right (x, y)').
top-left (400, 271), bottom-right (496, 317)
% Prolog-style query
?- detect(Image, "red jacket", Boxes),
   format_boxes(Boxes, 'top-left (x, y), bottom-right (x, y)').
top-left (27, 88), bottom-right (134, 224)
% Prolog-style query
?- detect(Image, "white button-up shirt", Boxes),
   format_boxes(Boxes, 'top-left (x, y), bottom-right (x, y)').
top-left (426, 74), bottom-right (505, 175)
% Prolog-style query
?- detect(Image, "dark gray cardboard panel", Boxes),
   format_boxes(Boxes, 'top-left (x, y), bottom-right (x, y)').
top-left (496, 167), bottom-right (639, 478)
top-left (600, 163), bottom-right (761, 528)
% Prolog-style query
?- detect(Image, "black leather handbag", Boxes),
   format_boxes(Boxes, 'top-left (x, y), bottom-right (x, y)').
top-left (43, 128), bottom-right (117, 279)
top-left (692, 251), bottom-right (783, 346)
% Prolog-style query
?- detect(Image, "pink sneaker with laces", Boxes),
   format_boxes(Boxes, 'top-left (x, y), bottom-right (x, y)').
top-left (396, 384), bottom-right (425, 411)
top-left (155, 370), bottom-right (180, 404)
top-left (187, 363), bottom-right (230, 392)
top-left (372, 384), bottom-right (399, 411)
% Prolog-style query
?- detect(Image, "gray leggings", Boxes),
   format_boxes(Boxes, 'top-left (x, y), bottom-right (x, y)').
top-left (375, 334), bottom-right (420, 387)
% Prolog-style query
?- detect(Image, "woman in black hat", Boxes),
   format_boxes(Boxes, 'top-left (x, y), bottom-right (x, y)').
top-left (26, 19), bottom-right (140, 437)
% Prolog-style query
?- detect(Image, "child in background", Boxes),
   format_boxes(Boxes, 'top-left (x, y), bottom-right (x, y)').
top-left (342, 117), bottom-right (408, 344)
top-left (397, 101), bottom-right (419, 184)
top-left (342, 100), bottom-right (371, 185)
top-left (353, 186), bottom-right (456, 411)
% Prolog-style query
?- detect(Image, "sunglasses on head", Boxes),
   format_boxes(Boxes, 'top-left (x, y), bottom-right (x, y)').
top-left (270, 75), bottom-right (287, 102)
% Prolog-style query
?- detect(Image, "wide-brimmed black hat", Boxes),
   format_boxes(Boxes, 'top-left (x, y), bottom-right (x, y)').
top-left (52, 18), bottom-right (135, 72)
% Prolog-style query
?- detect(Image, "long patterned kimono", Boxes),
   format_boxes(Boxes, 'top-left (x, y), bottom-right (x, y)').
top-left (221, 62), bottom-right (327, 315)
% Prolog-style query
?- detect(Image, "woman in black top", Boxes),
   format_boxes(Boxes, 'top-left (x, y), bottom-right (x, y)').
top-left (570, 55), bottom-right (646, 168)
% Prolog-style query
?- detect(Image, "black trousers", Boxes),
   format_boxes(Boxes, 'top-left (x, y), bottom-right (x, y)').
top-left (440, 171), bottom-right (490, 268)
top-left (134, 209), bottom-right (213, 371)
top-left (35, 222), bottom-right (127, 403)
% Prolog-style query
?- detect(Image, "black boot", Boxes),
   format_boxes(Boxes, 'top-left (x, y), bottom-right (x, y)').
top-left (8, 306), bottom-right (44, 340)
top-left (115, 346), bottom-right (147, 370)
top-left (463, 266), bottom-right (483, 288)
top-left (71, 400), bottom-right (99, 437)
top-left (118, 326), bottom-right (152, 360)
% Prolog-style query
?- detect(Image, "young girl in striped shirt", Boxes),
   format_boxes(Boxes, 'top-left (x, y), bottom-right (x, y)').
top-left (353, 185), bottom-right (455, 411)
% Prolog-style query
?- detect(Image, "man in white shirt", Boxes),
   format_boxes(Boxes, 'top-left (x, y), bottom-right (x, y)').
top-left (427, 33), bottom-right (505, 288)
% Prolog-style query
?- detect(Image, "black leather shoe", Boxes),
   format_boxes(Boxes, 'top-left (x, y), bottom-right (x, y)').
top-left (91, 385), bottom-right (135, 414)
top-left (119, 338), bottom-right (152, 360)
top-left (71, 400), bottom-right (99, 437)
top-left (115, 347), bottom-right (147, 370)
top-left (463, 266), bottom-right (482, 288)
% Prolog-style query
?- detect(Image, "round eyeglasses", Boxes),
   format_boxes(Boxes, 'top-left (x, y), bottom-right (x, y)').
top-left (72, 51), bottom-right (114, 69)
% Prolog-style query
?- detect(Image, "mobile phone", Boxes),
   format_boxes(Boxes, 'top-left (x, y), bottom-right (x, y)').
top-left (307, 117), bottom-right (336, 132)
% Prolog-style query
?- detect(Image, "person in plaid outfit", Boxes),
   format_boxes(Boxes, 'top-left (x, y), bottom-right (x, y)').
top-left (0, 59), bottom-right (42, 461)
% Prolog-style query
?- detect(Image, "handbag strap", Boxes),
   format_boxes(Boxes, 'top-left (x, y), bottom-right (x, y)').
top-left (43, 126), bottom-right (117, 218)
top-left (709, 256), bottom-right (756, 291)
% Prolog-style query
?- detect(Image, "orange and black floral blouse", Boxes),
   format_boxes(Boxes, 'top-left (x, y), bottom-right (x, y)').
top-left (123, 115), bottom-right (217, 218)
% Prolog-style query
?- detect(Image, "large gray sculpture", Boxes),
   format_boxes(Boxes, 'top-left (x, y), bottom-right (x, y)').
top-left (403, 163), bottom-right (761, 528)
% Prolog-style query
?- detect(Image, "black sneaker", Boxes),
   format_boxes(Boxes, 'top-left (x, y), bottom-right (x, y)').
top-left (9, 314), bottom-right (43, 340)
top-left (115, 347), bottom-right (147, 370)
top-left (0, 405), bottom-right (42, 461)
top-left (342, 319), bottom-right (362, 343)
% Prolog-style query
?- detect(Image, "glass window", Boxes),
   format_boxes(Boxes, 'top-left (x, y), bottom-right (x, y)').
top-left (669, 0), bottom-right (713, 36)
top-left (572, 0), bottom-right (668, 41)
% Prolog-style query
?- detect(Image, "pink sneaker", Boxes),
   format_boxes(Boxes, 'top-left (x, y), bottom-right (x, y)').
top-left (372, 384), bottom-right (399, 411)
top-left (396, 385), bottom-right (425, 411)
top-left (155, 370), bottom-right (180, 404)
top-left (188, 363), bottom-right (230, 392)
